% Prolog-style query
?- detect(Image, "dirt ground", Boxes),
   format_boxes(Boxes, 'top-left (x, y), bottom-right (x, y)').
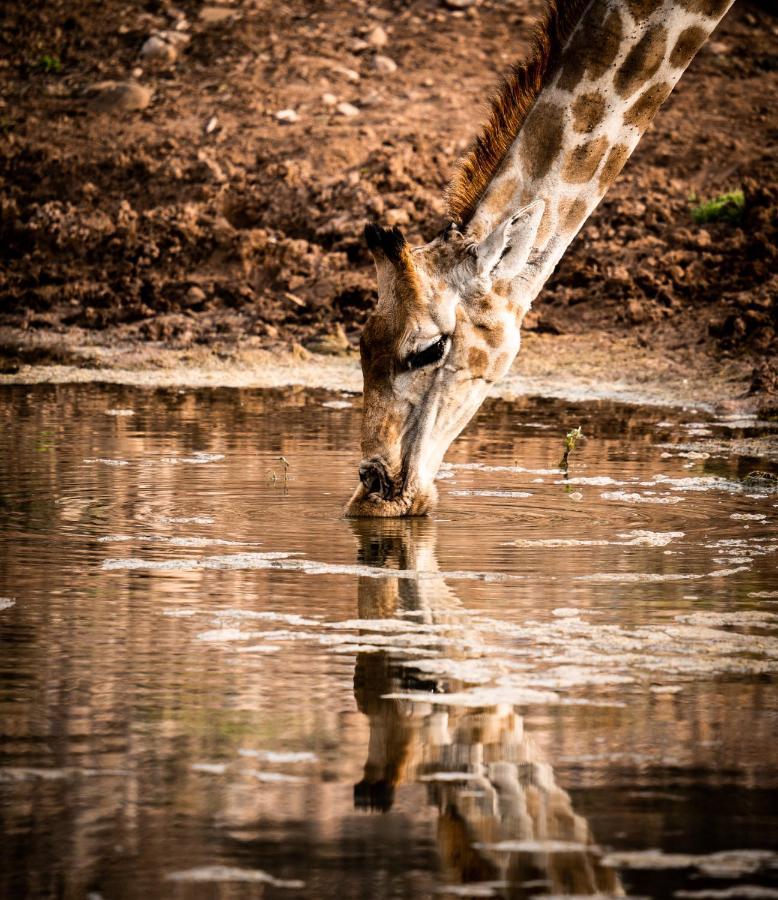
top-left (0, 0), bottom-right (776, 408)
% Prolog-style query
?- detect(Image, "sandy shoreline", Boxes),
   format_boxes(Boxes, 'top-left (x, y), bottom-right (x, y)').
top-left (0, 329), bottom-right (756, 412)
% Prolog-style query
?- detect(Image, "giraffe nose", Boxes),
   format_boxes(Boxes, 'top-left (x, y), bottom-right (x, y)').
top-left (359, 458), bottom-right (393, 500)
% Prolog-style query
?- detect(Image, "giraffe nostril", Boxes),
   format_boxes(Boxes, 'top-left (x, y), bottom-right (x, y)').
top-left (359, 459), bottom-right (393, 500)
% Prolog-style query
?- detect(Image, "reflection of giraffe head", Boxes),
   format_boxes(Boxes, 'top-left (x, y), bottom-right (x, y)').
top-left (345, 204), bottom-right (543, 519)
top-left (350, 519), bottom-right (623, 896)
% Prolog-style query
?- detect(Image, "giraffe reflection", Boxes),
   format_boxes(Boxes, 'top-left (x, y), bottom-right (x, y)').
top-left (350, 519), bottom-right (622, 898)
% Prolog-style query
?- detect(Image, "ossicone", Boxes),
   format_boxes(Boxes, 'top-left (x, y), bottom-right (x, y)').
top-left (364, 223), bottom-right (406, 264)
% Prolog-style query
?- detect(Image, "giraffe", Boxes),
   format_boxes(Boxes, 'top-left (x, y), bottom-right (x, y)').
top-left (345, 0), bottom-right (734, 517)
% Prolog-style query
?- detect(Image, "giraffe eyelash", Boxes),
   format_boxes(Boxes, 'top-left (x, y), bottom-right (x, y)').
top-left (405, 336), bottom-right (449, 371)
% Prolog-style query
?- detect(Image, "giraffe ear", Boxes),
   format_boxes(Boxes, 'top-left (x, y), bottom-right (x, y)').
top-left (474, 199), bottom-right (545, 279)
top-left (364, 223), bottom-right (406, 265)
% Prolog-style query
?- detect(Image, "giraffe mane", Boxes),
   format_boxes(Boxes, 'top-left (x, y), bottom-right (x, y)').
top-left (446, 0), bottom-right (592, 227)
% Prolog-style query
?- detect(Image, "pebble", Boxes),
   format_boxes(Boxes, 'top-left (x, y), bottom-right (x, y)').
top-left (141, 35), bottom-right (177, 65)
top-left (306, 324), bottom-right (351, 356)
top-left (373, 54), bottom-right (397, 74)
top-left (385, 208), bottom-right (410, 226)
top-left (331, 65), bottom-right (360, 83)
top-left (321, 92), bottom-right (337, 107)
top-left (199, 6), bottom-right (235, 24)
top-left (276, 108), bottom-right (299, 123)
top-left (366, 25), bottom-right (388, 48)
top-left (445, 0), bottom-right (477, 7)
top-left (336, 101), bottom-right (359, 117)
top-left (88, 81), bottom-right (152, 113)
top-left (186, 286), bottom-right (206, 306)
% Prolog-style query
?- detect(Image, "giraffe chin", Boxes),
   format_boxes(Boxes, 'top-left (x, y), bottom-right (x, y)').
top-left (344, 481), bottom-right (437, 518)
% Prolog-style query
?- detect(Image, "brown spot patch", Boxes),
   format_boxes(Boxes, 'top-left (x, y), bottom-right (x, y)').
top-left (625, 0), bottom-right (662, 23)
top-left (478, 295), bottom-right (494, 313)
top-left (623, 81), bottom-right (672, 130)
top-left (557, 1), bottom-right (623, 90)
top-left (492, 279), bottom-right (512, 298)
top-left (467, 346), bottom-right (489, 379)
top-left (483, 321), bottom-right (506, 349)
top-left (678, 0), bottom-right (731, 17)
top-left (615, 25), bottom-right (668, 98)
top-left (491, 352), bottom-right (509, 377)
top-left (558, 197), bottom-right (587, 234)
top-left (446, 0), bottom-right (607, 225)
top-left (521, 102), bottom-right (565, 182)
top-left (484, 176), bottom-right (520, 216)
top-left (598, 143), bottom-right (631, 191)
top-left (572, 91), bottom-right (607, 134)
top-left (670, 25), bottom-right (710, 69)
top-left (561, 136), bottom-right (609, 184)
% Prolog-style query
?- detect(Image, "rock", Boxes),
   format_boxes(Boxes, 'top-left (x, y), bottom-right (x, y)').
top-left (366, 25), bottom-right (388, 48)
top-left (611, 265), bottom-right (631, 284)
top-left (331, 65), bottom-right (360, 83)
top-left (336, 101), bottom-right (359, 117)
top-left (276, 108), bottom-right (299, 123)
top-left (351, 39), bottom-right (370, 53)
top-left (88, 81), bottom-right (152, 113)
top-left (444, 0), bottom-right (477, 7)
top-left (141, 36), bottom-right (176, 64)
top-left (321, 92), bottom-right (337, 107)
top-left (373, 54), bottom-right (397, 74)
top-left (385, 207), bottom-right (410, 226)
top-left (199, 6), bottom-right (235, 24)
top-left (306, 324), bottom-right (351, 356)
top-left (140, 30), bottom-right (190, 65)
top-left (185, 286), bottom-right (206, 306)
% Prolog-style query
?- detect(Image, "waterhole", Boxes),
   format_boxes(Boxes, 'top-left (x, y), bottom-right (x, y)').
top-left (1, 385), bottom-right (777, 899)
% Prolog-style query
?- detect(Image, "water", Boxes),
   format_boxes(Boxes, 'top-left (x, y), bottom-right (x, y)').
top-left (1, 384), bottom-right (777, 900)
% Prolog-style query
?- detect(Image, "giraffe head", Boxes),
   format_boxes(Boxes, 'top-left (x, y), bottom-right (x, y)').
top-left (345, 200), bottom-right (544, 517)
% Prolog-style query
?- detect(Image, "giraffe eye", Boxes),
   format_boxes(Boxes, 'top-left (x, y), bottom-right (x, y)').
top-left (405, 336), bottom-right (448, 371)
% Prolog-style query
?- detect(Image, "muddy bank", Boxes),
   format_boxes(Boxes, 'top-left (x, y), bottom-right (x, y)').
top-left (0, 0), bottom-right (776, 403)
top-left (0, 328), bottom-right (765, 416)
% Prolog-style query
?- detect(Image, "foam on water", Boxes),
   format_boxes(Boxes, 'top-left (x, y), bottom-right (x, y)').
top-left (160, 452), bottom-right (225, 465)
top-left (601, 491), bottom-right (684, 505)
top-left (157, 515), bottom-right (215, 525)
top-left (0, 597), bottom-right (15, 611)
top-left (165, 866), bottom-right (304, 887)
top-left (450, 490), bottom-right (534, 498)
top-left (601, 850), bottom-right (778, 878)
top-left (84, 457), bottom-right (129, 467)
top-left (98, 534), bottom-right (257, 547)
top-left (238, 750), bottom-right (318, 763)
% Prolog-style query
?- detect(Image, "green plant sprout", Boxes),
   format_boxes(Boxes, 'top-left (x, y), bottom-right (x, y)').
top-left (36, 54), bottom-right (62, 74)
top-left (559, 426), bottom-right (583, 472)
top-left (691, 190), bottom-right (744, 225)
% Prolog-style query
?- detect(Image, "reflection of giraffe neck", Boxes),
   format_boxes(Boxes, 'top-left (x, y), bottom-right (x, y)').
top-left (351, 524), bottom-right (622, 895)
top-left (463, 0), bottom-right (733, 303)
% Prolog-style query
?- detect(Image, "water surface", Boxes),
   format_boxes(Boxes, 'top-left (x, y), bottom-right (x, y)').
top-left (1, 385), bottom-right (777, 899)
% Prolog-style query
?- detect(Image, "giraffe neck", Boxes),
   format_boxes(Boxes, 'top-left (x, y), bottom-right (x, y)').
top-left (467, 0), bottom-right (734, 307)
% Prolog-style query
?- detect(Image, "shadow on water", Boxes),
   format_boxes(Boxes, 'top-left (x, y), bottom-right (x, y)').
top-left (350, 518), bottom-right (621, 898)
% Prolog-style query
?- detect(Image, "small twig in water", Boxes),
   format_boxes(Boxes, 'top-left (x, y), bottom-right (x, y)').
top-left (559, 426), bottom-right (583, 472)
top-left (278, 456), bottom-right (290, 482)
top-left (268, 470), bottom-right (277, 484)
